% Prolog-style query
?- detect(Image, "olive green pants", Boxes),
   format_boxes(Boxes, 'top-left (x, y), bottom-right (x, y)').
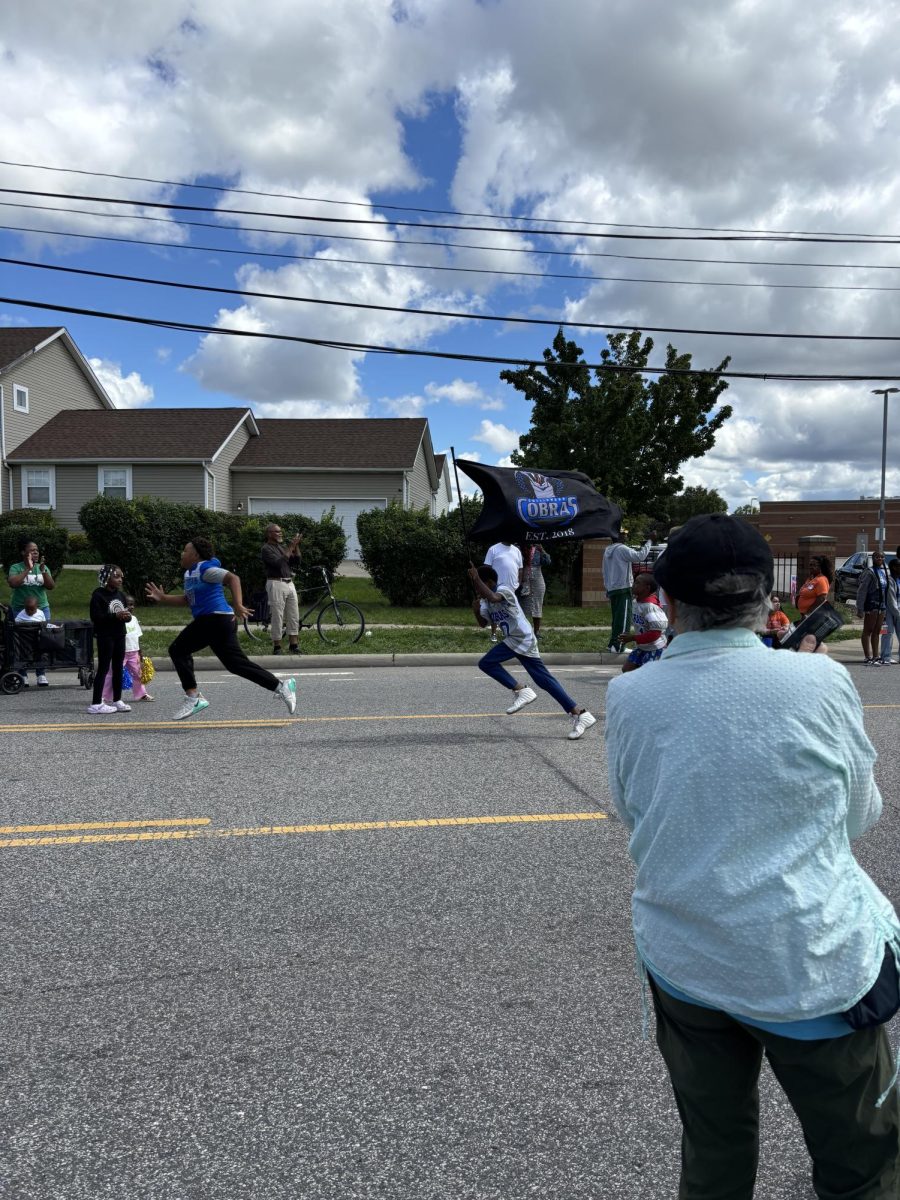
top-left (607, 587), bottom-right (633, 652)
top-left (650, 980), bottom-right (900, 1199)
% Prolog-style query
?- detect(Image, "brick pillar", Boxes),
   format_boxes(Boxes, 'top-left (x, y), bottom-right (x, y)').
top-left (577, 539), bottom-right (607, 607)
top-left (797, 535), bottom-right (836, 596)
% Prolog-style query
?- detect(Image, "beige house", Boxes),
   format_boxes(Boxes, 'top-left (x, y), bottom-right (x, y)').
top-left (1, 327), bottom-right (451, 559)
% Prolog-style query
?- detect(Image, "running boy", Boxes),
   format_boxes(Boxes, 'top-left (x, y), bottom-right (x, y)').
top-left (468, 563), bottom-right (596, 740)
top-left (616, 572), bottom-right (668, 673)
top-left (146, 537), bottom-right (297, 720)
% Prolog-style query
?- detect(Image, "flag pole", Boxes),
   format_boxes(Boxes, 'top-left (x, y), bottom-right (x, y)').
top-left (450, 446), bottom-right (475, 563)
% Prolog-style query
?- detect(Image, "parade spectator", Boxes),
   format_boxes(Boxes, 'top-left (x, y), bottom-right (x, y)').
top-left (765, 592), bottom-right (790, 647)
top-left (146, 537), bottom-right (297, 720)
top-left (484, 541), bottom-right (523, 644)
top-left (469, 563), bottom-right (596, 740)
top-left (796, 556), bottom-right (831, 615)
top-left (880, 558), bottom-right (900, 665)
top-left (616, 573), bottom-right (667, 672)
top-left (7, 536), bottom-right (55, 618)
top-left (261, 523), bottom-right (302, 655)
top-left (605, 513), bottom-right (900, 1198)
top-left (524, 545), bottom-right (550, 636)
top-left (13, 594), bottom-right (49, 687)
top-left (858, 551), bottom-right (889, 665)
top-left (101, 596), bottom-right (153, 703)
top-left (88, 565), bottom-right (131, 715)
top-left (603, 531), bottom-right (652, 653)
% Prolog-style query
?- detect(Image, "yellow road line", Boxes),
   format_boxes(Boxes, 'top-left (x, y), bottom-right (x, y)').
top-left (0, 810), bottom-right (607, 849)
top-left (0, 817), bottom-right (211, 835)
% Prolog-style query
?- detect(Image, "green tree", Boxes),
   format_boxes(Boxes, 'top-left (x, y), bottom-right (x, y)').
top-left (666, 485), bottom-right (728, 526)
top-left (502, 329), bottom-right (732, 516)
top-left (731, 503), bottom-right (756, 517)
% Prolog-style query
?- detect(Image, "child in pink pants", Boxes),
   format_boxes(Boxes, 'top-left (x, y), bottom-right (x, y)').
top-left (102, 598), bottom-right (154, 703)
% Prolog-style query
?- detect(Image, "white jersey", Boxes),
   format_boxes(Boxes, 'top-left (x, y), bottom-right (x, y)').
top-left (480, 586), bottom-right (540, 658)
top-left (633, 598), bottom-right (668, 652)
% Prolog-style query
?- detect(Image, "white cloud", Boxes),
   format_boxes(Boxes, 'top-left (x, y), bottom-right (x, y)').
top-left (254, 398), bottom-right (368, 419)
top-left (88, 357), bottom-right (154, 408)
top-left (425, 378), bottom-right (486, 405)
top-left (479, 397), bottom-right (505, 411)
top-left (472, 419), bottom-right (521, 454)
top-left (380, 393), bottom-right (432, 416)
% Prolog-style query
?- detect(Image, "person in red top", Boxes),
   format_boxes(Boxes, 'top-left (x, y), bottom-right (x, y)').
top-left (796, 556), bottom-right (831, 615)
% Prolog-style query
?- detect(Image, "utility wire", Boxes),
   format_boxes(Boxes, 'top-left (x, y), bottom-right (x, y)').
top-left (2, 294), bottom-right (899, 382)
top-left (4, 186), bottom-right (900, 245)
top-left (8, 255), bottom-right (900, 343)
top-left (5, 200), bottom-right (900, 272)
top-left (10, 220), bottom-right (900, 293)
top-left (0, 159), bottom-right (895, 240)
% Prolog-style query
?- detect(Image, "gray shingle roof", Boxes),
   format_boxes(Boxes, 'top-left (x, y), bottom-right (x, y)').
top-left (7, 408), bottom-right (253, 461)
top-left (0, 327), bottom-right (64, 372)
top-left (231, 418), bottom-right (427, 469)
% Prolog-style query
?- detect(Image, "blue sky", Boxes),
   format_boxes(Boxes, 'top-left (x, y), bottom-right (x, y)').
top-left (4, 0), bottom-right (900, 507)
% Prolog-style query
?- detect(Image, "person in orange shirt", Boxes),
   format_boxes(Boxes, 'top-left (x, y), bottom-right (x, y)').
top-left (765, 593), bottom-right (791, 647)
top-left (796, 556), bottom-right (831, 615)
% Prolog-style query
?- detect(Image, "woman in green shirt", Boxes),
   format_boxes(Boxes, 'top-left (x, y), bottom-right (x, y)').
top-left (7, 537), bottom-right (55, 618)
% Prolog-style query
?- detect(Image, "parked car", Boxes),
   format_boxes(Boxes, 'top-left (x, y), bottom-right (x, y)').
top-left (833, 551), bottom-right (898, 605)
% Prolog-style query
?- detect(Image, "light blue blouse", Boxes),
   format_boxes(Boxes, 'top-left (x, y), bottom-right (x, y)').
top-left (605, 629), bottom-right (900, 1030)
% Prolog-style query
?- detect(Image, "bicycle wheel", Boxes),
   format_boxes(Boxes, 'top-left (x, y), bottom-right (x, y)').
top-left (317, 600), bottom-right (365, 646)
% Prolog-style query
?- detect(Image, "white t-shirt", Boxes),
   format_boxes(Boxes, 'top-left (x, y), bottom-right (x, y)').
top-left (484, 543), bottom-right (523, 593)
top-left (14, 610), bottom-right (45, 624)
top-left (124, 615), bottom-right (143, 653)
top-left (480, 586), bottom-right (540, 658)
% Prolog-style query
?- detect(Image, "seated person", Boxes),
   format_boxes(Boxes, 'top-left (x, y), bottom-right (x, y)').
top-left (764, 593), bottom-right (791, 647)
top-left (13, 595), bottom-right (49, 687)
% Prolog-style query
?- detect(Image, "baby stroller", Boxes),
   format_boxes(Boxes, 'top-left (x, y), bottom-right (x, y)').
top-left (0, 604), bottom-right (95, 695)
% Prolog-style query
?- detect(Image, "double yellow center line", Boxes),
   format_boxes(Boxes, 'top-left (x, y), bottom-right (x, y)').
top-left (0, 811), bottom-right (608, 850)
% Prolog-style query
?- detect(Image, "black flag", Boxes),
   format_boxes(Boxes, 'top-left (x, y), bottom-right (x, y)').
top-left (455, 459), bottom-right (622, 544)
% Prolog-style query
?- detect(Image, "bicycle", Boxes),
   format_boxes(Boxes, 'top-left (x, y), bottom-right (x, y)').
top-left (245, 566), bottom-right (366, 647)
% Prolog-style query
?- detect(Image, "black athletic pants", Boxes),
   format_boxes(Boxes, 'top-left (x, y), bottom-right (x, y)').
top-left (169, 614), bottom-right (279, 694)
top-left (93, 629), bottom-right (126, 705)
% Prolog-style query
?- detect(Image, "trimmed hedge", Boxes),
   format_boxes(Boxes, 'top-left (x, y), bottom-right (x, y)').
top-left (78, 495), bottom-right (347, 603)
top-left (0, 523), bottom-right (68, 579)
top-left (357, 498), bottom-right (484, 607)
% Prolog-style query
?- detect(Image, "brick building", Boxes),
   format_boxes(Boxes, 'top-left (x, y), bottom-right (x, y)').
top-left (744, 499), bottom-right (900, 558)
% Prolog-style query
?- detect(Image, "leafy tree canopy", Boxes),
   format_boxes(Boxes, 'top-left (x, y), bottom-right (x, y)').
top-left (666, 485), bottom-right (728, 527)
top-left (502, 329), bottom-right (732, 518)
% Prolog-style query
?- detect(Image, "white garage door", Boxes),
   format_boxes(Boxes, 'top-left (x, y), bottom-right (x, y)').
top-left (247, 498), bottom-right (387, 559)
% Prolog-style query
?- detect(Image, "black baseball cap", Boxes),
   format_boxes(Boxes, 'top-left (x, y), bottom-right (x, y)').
top-left (653, 513), bottom-right (773, 610)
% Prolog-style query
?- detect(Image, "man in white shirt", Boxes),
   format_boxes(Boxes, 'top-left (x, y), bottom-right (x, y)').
top-left (484, 541), bottom-right (523, 593)
top-left (469, 563), bottom-right (596, 739)
top-left (602, 531), bottom-right (652, 652)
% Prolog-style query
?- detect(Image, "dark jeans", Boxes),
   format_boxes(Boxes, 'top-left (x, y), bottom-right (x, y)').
top-left (169, 614), bottom-right (279, 694)
top-left (607, 587), bottom-right (632, 650)
top-left (94, 629), bottom-right (125, 705)
top-left (478, 642), bottom-right (578, 712)
top-left (649, 978), bottom-right (900, 1199)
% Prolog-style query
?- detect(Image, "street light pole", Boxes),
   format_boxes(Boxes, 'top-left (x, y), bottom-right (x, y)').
top-left (872, 388), bottom-right (899, 553)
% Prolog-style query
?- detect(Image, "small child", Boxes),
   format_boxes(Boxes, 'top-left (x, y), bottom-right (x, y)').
top-left (764, 592), bottom-right (791, 648)
top-left (617, 572), bottom-right (668, 673)
top-left (14, 594), bottom-right (50, 687)
top-left (469, 563), bottom-right (596, 740)
top-left (102, 595), bottom-right (154, 703)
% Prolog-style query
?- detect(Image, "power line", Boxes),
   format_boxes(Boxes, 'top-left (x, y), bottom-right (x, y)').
top-left (1, 158), bottom-right (895, 240)
top-left (2, 293), bottom-right (899, 382)
top-left (4, 186), bottom-right (900, 246)
top-left (8, 254), bottom-right (900, 343)
top-left (5, 200), bottom-right (900, 272)
top-left (10, 220), bottom-right (900, 293)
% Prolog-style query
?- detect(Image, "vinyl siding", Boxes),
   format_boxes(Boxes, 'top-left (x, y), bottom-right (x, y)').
top-left (210, 419), bottom-right (251, 511)
top-left (232, 470), bottom-right (404, 509)
top-left (132, 464), bottom-right (205, 507)
top-left (2, 337), bottom-right (107, 455)
top-left (407, 441), bottom-right (434, 510)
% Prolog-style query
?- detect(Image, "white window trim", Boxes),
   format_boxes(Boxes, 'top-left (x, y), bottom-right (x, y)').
top-left (13, 384), bottom-right (28, 413)
top-left (205, 468), bottom-right (216, 510)
top-left (24, 465), bottom-right (55, 510)
top-left (97, 464), bottom-right (133, 500)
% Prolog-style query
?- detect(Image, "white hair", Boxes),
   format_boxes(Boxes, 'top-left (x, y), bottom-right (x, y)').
top-left (674, 573), bottom-right (772, 633)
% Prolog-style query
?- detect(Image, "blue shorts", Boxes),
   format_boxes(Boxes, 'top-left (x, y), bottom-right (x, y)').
top-left (627, 647), bottom-right (664, 667)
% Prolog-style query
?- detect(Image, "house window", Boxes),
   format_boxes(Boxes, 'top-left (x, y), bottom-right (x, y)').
top-left (24, 467), bottom-right (54, 508)
top-left (13, 385), bottom-right (28, 413)
top-left (98, 466), bottom-right (132, 500)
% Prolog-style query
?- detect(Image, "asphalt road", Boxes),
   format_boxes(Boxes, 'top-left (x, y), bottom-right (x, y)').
top-left (2, 659), bottom-right (899, 1199)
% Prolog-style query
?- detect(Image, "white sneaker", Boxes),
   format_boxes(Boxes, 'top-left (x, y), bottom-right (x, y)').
top-left (87, 703), bottom-right (116, 715)
top-left (112, 700), bottom-right (132, 712)
top-left (173, 694), bottom-right (210, 721)
top-left (506, 686), bottom-right (537, 714)
top-left (568, 710), bottom-right (597, 740)
top-left (36, 673), bottom-right (49, 687)
top-left (276, 677), bottom-right (297, 714)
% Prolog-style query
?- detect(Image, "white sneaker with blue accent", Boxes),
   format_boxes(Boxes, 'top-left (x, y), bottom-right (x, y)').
top-left (276, 677), bottom-right (297, 714)
top-left (568, 711), bottom-right (597, 740)
top-left (174, 693), bottom-right (210, 721)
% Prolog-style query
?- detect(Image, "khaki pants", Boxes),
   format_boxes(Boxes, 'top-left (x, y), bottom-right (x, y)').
top-left (266, 578), bottom-right (299, 643)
